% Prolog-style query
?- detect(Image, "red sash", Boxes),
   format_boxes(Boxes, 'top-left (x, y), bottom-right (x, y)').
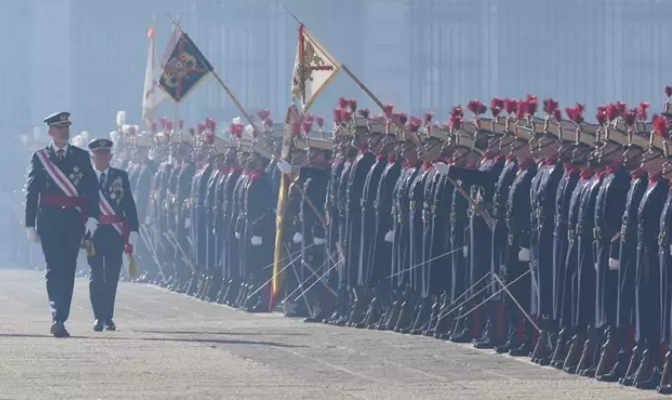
top-left (35, 149), bottom-right (85, 219)
top-left (99, 189), bottom-right (132, 254)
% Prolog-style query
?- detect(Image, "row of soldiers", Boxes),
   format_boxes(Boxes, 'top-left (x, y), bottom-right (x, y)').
top-left (114, 87), bottom-right (672, 393)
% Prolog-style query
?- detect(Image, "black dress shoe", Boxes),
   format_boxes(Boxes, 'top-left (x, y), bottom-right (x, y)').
top-left (104, 320), bottom-right (116, 331)
top-left (50, 322), bottom-right (70, 338)
top-left (93, 320), bottom-right (104, 332)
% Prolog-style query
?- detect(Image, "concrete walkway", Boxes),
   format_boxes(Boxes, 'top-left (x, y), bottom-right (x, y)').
top-left (0, 268), bottom-right (661, 399)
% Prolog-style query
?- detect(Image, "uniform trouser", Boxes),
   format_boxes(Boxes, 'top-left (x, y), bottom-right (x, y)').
top-left (39, 209), bottom-right (83, 323)
top-left (561, 238), bottom-right (579, 328)
top-left (635, 245), bottom-right (661, 359)
top-left (87, 225), bottom-right (123, 321)
top-left (552, 227), bottom-right (569, 321)
top-left (345, 213), bottom-right (364, 287)
top-left (595, 238), bottom-right (619, 328)
top-left (206, 218), bottom-right (216, 279)
top-left (537, 224), bottom-right (555, 317)
top-left (408, 213), bottom-right (423, 293)
top-left (392, 220), bottom-right (410, 289)
top-left (470, 217), bottom-right (491, 300)
top-left (616, 240), bottom-right (637, 328)
top-left (504, 238), bottom-right (532, 342)
top-left (450, 223), bottom-right (467, 303)
top-left (574, 235), bottom-right (596, 328)
top-left (194, 206), bottom-right (207, 275)
top-left (660, 245), bottom-right (672, 345)
top-left (429, 215), bottom-right (450, 296)
top-left (358, 208), bottom-right (375, 287)
top-left (243, 235), bottom-right (274, 310)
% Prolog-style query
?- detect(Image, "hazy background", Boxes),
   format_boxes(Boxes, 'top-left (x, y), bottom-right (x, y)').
top-left (1, 0), bottom-right (671, 260)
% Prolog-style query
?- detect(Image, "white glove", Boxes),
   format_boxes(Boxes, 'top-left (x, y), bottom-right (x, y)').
top-left (251, 236), bottom-right (262, 246)
top-left (608, 258), bottom-right (620, 271)
top-left (129, 231), bottom-right (139, 247)
top-left (144, 216), bottom-right (152, 225)
top-left (314, 237), bottom-right (326, 245)
top-left (434, 162), bottom-right (450, 176)
top-left (518, 247), bottom-right (531, 262)
top-left (235, 232), bottom-right (241, 239)
top-left (384, 230), bottom-right (394, 242)
top-left (26, 227), bottom-right (39, 243)
top-left (293, 232), bottom-right (303, 244)
top-left (85, 217), bottom-right (99, 236)
top-left (184, 218), bottom-right (192, 229)
top-left (277, 159), bottom-right (293, 175)
top-left (463, 246), bottom-right (469, 258)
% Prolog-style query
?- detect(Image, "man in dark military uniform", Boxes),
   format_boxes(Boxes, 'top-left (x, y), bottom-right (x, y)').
top-left (619, 116), bottom-right (669, 388)
top-left (86, 138), bottom-right (139, 332)
top-left (386, 115), bottom-right (423, 332)
top-left (25, 111), bottom-right (100, 337)
top-left (361, 121), bottom-right (400, 328)
top-left (171, 135), bottom-right (196, 292)
top-left (280, 135), bottom-right (332, 322)
top-left (562, 122), bottom-right (607, 374)
top-left (240, 130), bottom-right (276, 312)
top-left (527, 109), bottom-right (574, 365)
top-left (216, 130), bottom-right (244, 305)
top-left (493, 110), bottom-right (539, 357)
top-left (584, 113), bottom-right (632, 377)
top-left (595, 112), bottom-right (651, 382)
top-left (281, 128), bottom-right (310, 317)
top-left (324, 127), bottom-right (348, 322)
top-left (188, 122), bottom-right (211, 296)
top-left (407, 115), bottom-right (449, 335)
top-left (132, 133), bottom-right (158, 283)
top-left (344, 111), bottom-right (377, 326)
top-left (434, 105), bottom-right (506, 343)
top-left (152, 123), bottom-right (176, 287)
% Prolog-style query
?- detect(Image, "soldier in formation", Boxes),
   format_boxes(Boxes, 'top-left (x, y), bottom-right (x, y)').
top-left (50, 85), bottom-right (672, 393)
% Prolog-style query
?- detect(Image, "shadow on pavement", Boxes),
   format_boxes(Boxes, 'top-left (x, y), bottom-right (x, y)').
top-left (136, 329), bottom-right (309, 336)
top-left (0, 332), bottom-right (306, 348)
top-left (141, 336), bottom-right (307, 348)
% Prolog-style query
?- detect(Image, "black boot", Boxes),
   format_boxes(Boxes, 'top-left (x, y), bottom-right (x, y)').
top-left (423, 295), bottom-right (441, 336)
top-left (595, 326), bottom-right (619, 381)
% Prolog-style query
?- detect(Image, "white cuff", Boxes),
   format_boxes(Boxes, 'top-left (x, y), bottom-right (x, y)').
top-left (608, 258), bottom-right (620, 270)
top-left (518, 247), bottom-right (531, 262)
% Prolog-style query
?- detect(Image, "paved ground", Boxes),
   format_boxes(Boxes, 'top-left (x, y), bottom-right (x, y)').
top-left (0, 268), bottom-right (664, 400)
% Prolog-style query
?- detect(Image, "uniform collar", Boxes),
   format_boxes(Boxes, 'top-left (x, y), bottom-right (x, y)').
top-left (421, 161), bottom-right (433, 170)
top-left (580, 168), bottom-right (593, 179)
top-left (605, 162), bottom-right (622, 174)
top-left (518, 158), bottom-right (534, 170)
top-left (544, 153), bottom-right (559, 165)
top-left (94, 167), bottom-right (110, 180)
top-left (482, 151), bottom-right (496, 160)
top-left (631, 168), bottom-right (646, 180)
top-left (649, 171), bottom-right (663, 184)
top-left (403, 159), bottom-right (421, 168)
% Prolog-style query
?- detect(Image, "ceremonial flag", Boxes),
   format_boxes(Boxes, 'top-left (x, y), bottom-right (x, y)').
top-left (142, 22), bottom-right (180, 124)
top-left (159, 32), bottom-right (213, 103)
top-left (291, 24), bottom-right (341, 112)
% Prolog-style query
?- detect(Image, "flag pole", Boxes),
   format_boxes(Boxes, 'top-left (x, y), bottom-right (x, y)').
top-left (166, 14), bottom-right (327, 227)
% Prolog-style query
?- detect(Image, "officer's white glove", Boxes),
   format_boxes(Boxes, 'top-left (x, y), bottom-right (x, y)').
top-left (144, 216), bottom-right (152, 225)
top-left (251, 236), bottom-right (262, 246)
top-left (434, 162), bottom-right (450, 176)
top-left (608, 258), bottom-right (620, 271)
top-left (293, 232), bottom-right (303, 244)
top-left (314, 237), bottom-right (326, 245)
top-left (26, 227), bottom-right (39, 243)
top-left (129, 231), bottom-right (139, 247)
top-left (85, 217), bottom-right (99, 236)
top-left (518, 247), bottom-right (531, 262)
top-left (463, 246), bottom-right (469, 258)
top-left (384, 230), bottom-right (394, 242)
top-left (235, 232), bottom-right (241, 239)
top-left (277, 159), bottom-right (293, 175)
top-left (184, 218), bottom-right (192, 229)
